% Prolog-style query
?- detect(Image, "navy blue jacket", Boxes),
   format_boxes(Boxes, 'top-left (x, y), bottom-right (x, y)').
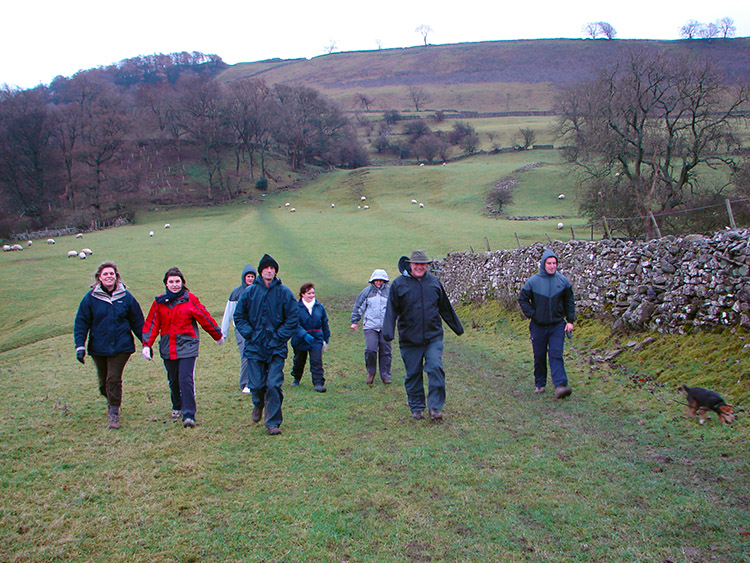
top-left (233, 276), bottom-right (298, 361)
top-left (518, 248), bottom-right (576, 326)
top-left (74, 284), bottom-right (144, 356)
top-left (383, 257), bottom-right (463, 346)
top-left (291, 299), bottom-right (330, 351)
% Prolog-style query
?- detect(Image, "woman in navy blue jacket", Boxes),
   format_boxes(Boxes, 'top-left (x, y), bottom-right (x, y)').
top-left (74, 261), bottom-right (145, 429)
top-left (290, 283), bottom-right (330, 392)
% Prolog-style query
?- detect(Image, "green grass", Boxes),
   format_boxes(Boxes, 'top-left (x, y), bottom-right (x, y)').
top-left (1, 151), bottom-right (749, 562)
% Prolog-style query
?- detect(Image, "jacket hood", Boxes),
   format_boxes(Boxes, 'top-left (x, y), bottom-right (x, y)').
top-left (241, 264), bottom-right (257, 286)
top-left (398, 256), bottom-right (411, 277)
top-left (369, 268), bottom-right (389, 283)
top-left (540, 248), bottom-right (558, 275)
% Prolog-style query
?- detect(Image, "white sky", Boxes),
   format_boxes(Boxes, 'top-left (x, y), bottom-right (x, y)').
top-left (2, 0), bottom-right (748, 89)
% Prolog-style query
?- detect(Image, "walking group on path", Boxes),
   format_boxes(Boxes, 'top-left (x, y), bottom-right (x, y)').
top-left (74, 248), bottom-right (575, 433)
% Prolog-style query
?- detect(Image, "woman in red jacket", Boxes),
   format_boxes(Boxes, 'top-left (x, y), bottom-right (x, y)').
top-left (142, 267), bottom-right (223, 428)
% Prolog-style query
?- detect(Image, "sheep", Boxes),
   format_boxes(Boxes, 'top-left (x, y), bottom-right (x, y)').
top-left (47, 238), bottom-right (55, 244)
top-left (419, 203), bottom-right (424, 208)
top-left (27, 240), bottom-right (32, 246)
top-left (363, 205), bottom-right (370, 209)
top-left (357, 205), bottom-right (361, 209)
top-left (557, 222), bottom-right (564, 230)
top-left (290, 208), bottom-right (296, 213)
top-left (361, 196), bottom-right (366, 201)
top-left (2, 245), bottom-right (10, 252)
top-left (285, 202), bottom-right (290, 207)
top-left (558, 194), bottom-right (566, 200)
top-left (149, 231), bottom-right (154, 237)
top-left (411, 199), bottom-right (418, 204)
top-left (164, 223), bottom-right (171, 229)
top-left (81, 248), bottom-right (93, 255)
top-left (76, 233), bottom-right (83, 238)
top-left (419, 163), bottom-right (425, 167)
top-left (78, 252), bottom-right (87, 259)
top-left (331, 203), bottom-right (335, 208)
top-left (11, 244), bottom-right (23, 251)
top-left (67, 250), bottom-right (78, 258)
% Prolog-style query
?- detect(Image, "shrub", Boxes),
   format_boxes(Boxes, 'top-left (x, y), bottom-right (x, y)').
top-left (255, 177), bottom-right (268, 191)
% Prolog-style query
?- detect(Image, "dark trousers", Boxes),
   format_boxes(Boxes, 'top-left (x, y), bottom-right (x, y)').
top-left (364, 329), bottom-right (392, 381)
top-left (163, 357), bottom-right (197, 421)
top-left (291, 347), bottom-right (325, 386)
top-left (399, 339), bottom-right (445, 413)
top-left (248, 355), bottom-right (285, 429)
top-left (91, 353), bottom-right (131, 408)
top-left (529, 320), bottom-right (568, 388)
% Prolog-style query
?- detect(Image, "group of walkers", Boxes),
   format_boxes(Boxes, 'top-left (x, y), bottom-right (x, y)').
top-left (74, 248), bottom-right (576, 434)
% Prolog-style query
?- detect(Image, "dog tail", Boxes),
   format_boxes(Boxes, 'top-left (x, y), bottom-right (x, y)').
top-left (682, 384), bottom-right (690, 394)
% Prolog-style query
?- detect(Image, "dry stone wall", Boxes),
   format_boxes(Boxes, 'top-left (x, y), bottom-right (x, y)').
top-left (436, 229), bottom-right (750, 334)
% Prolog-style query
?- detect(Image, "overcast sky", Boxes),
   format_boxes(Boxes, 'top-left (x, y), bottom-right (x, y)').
top-left (2, 0), bottom-right (748, 89)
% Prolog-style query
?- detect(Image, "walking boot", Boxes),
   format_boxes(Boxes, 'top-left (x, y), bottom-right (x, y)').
top-left (365, 373), bottom-right (375, 385)
top-left (108, 405), bottom-right (121, 430)
top-left (251, 405), bottom-right (263, 423)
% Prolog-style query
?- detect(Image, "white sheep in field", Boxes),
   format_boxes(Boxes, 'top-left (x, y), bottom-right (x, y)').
top-left (67, 250), bottom-right (78, 257)
top-left (164, 223), bottom-right (171, 229)
top-left (557, 222), bottom-right (564, 230)
top-left (419, 203), bottom-right (424, 208)
top-left (76, 233), bottom-right (83, 238)
top-left (2, 245), bottom-right (10, 252)
top-left (363, 205), bottom-right (370, 209)
top-left (78, 252), bottom-right (87, 259)
top-left (11, 244), bottom-right (23, 251)
top-left (149, 231), bottom-right (154, 237)
top-left (419, 163), bottom-right (425, 167)
top-left (360, 196), bottom-right (366, 201)
top-left (27, 240), bottom-right (32, 246)
top-left (290, 208), bottom-right (296, 213)
top-left (81, 248), bottom-right (93, 255)
top-left (47, 238), bottom-right (55, 244)
top-left (411, 199), bottom-right (418, 204)
top-left (558, 194), bottom-right (566, 200)
top-left (331, 203), bottom-right (335, 208)
top-left (285, 202), bottom-right (290, 207)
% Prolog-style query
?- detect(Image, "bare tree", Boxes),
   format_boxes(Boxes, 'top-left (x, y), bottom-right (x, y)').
top-left (407, 86), bottom-right (431, 111)
top-left (679, 20), bottom-right (702, 39)
top-left (584, 22), bottom-right (616, 39)
top-left (597, 22), bottom-right (617, 39)
top-left (698, 22), bottom-right (719, 39)
top-left (415, 24), bottom-right (433, 46)
top-left (517, 128), bottom-right (536, 149)
top-left (583, 22), bottom-right (601, 39)
top-left (324, 40), bottom-right (338, 55)
top-left (555, 46), bottom-right (749, 237)
top-left (717, 17), bottom-right (736, 38)
top-left (355, 92), bottom-right (374, 111)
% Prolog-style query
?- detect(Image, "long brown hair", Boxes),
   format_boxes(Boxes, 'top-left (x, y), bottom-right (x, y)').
top-left (91, 261), bottom-right (122, 289)
top-left (299, 282), bottom-right (315, 298)
top-left (163, 266), bottom-right (188, 291)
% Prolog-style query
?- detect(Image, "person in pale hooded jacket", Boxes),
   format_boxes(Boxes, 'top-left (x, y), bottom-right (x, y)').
top-left (350, 269), bottom-right (392, 384)
top-left (220, 265), bottom-right (257, 394)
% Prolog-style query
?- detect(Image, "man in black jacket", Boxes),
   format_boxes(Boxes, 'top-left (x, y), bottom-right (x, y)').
top-left (383, 250), bottom-right (464, 421)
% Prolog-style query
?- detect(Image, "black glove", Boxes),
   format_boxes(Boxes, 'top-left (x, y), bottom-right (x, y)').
top-left (76, 349), bottom-right (86, 364)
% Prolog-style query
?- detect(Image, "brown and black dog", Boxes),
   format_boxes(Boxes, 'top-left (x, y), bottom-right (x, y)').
top-left (683, 385), bottom-right (735, 425)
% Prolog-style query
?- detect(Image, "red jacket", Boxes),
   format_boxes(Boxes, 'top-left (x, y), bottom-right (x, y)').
top-left (142, 291), bottom-right (221, 359)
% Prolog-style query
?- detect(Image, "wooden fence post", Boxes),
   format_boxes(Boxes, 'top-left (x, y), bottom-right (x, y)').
top-left (649, 211), bottom-right (662, 238)
top-left (726, 199), bottom-right (737, 229)
top-left (602, 217), bottom-right (611, 239)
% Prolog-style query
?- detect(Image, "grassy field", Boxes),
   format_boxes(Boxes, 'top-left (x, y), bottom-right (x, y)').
top-left (1, 151), bottom-right (748, 562)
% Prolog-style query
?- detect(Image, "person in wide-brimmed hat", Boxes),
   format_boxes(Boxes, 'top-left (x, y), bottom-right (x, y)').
top-left (383, 250), bottom-right (464, 421)
top-left (350, 268), bottom-right (392, 385)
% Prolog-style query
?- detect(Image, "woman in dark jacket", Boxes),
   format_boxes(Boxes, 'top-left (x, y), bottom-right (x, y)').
top-left (74, 261), bottom-right (145, 429)
top-left (290, 283), bottom-right (330, 392)
top-left (142, 267), bottom-right (223, 428)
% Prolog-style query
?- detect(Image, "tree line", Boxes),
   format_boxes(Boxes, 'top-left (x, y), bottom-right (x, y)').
top-left (0, 53), bottom-right (366, 236)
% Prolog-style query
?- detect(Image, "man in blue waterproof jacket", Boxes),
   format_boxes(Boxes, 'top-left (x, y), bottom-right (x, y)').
top-left (518, 248), bottom-right (575, 399)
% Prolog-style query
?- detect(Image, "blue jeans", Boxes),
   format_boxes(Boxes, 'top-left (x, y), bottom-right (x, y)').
top-left (529, 320), bottom-right (568, 388)
top-left (248, 355), bottom-right (285, 429)
top-left (399, 339), bottom-right (445, 413)
top-left (163, 357), bottom-right (197, 421)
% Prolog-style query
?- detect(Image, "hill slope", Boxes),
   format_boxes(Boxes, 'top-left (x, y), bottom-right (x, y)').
top-left (218, 38), bottom-right (750, 112)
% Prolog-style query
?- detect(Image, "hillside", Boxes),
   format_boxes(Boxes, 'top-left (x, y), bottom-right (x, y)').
top-left (218, 38), bottom-right (750, 112)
